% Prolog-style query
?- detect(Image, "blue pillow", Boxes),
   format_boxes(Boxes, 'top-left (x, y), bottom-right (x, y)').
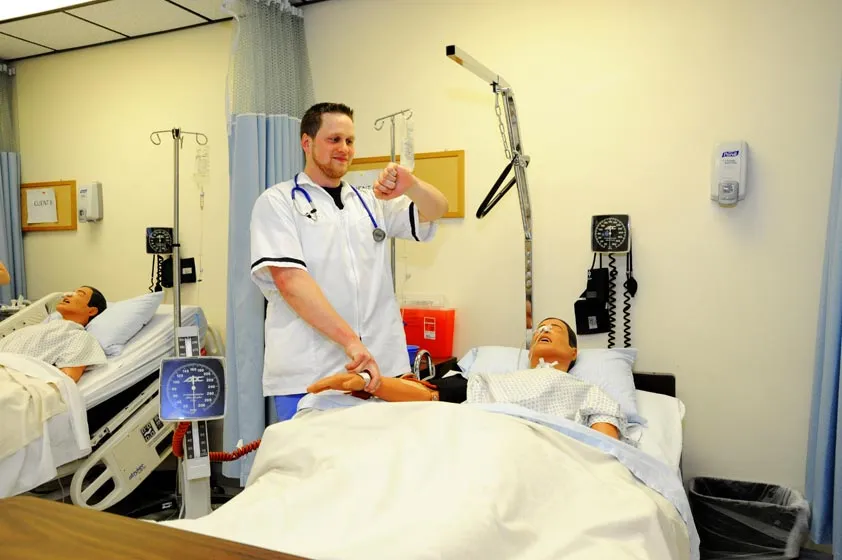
top-left (86, 291), bottom-right (164, 356)
top-left (457, 345), bottom-right (645, 424)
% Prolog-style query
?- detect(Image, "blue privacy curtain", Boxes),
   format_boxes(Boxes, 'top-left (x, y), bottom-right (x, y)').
top-left (222, 0), bottom-right (314, 485)
top-left (806, 76), bottom-right (842, 555)
top-left (0, 64), bottom-right (25, 303)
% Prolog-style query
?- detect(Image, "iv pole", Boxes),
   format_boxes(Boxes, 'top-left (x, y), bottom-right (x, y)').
top-left (150, 127), bottom-right (211, 519)
top-left (445, 45), bottom-right (534, 345)
top-left (374, 108), bottom-right (413, 292)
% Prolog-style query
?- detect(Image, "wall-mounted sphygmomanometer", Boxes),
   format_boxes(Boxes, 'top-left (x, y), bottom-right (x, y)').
top-left (146, 227), bottom-right (196, 292)
top-left (575, 214), bottom-right (638, 348)
top-left (591, 215), bottom-right (630, 254)
top-left (147, 227), bottom-right (172, 293)
top-left (146, 227), bottom-right (173, 254)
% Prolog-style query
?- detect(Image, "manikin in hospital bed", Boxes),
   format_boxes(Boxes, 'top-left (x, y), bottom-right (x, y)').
top-left (0, 286), bottom-right (108, 462)
top-left (309, 317), bottom-right (629, 441)
top-left (0, 288), bottom-right (210, 506)
top-left (162, 321), bottom-right (699, 559)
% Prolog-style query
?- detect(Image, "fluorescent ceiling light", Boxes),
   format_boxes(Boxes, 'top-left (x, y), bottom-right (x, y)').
top-left (0, 1), bottom-right (96, 22)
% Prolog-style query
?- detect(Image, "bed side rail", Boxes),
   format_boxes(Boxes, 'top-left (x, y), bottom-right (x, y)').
top-left (0, 292), bottom-right (63, 340)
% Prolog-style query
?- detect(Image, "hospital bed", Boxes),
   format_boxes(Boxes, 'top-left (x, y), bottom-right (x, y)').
top-left (0, 291), bottom-right (216, 511)
top-left (161, 367), bottom-right (697, 560)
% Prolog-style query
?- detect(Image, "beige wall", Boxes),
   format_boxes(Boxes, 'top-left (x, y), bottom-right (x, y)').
top-left (14, 22), bottom-right (232, 341)
top-left (303, 0), bottom-right (842, 491)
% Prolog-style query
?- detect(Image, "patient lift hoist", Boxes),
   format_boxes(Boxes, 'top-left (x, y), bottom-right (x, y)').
top-left (446, 46), bottom-right (534, 346)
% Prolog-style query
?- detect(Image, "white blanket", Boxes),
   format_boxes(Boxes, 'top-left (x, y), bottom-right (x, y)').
top-left (163, 402), bottom-right (693, 560)
top-left (0, 353), bottom-right (90, 497)
top-left (0, 362), bottom-right (65, 459)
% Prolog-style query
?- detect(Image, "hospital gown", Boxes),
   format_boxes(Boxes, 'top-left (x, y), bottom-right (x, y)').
top-left (467, 369), bottom-right (635, 445)
top-left (0, 320), bottom-right (107, 368)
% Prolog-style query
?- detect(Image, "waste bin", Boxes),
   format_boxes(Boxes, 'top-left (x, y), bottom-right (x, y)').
top-left (689, 477), bottom-right (810, 559)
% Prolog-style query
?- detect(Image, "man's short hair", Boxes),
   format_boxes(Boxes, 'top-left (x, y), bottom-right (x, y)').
top-left (300, 102), bottom-right (354, 140)
top-left (83, 286), bottom-right (107, 318)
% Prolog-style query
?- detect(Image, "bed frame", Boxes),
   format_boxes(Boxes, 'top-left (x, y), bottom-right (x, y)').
top-left (632, 372), bottom-right (676, 398)
top-left (0, 292), bottom-right (223, 513)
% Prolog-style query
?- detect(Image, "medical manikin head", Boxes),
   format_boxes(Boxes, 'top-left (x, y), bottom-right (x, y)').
top-left (56, 286), bottom-right (107, 327)
top-left (300, 102), bottom-right (355, 186)
top-left (529, 318), bottom-right (578, 372)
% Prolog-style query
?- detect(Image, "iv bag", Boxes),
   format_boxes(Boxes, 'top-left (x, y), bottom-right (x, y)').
top-left (401, 119), bottom-right (415, 172)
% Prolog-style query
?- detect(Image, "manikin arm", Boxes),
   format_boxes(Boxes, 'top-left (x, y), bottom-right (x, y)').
top-left (0, 261), bottom-right (9, 285)
top-left (60, 366), bottom-right (86, 383)
top-left (307, 373), bottom-right (438, 402)
top-left (590, 422), bottom-right (619, 440)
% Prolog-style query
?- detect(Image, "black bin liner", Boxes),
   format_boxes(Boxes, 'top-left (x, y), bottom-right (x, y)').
top-left (689, 477), bottom-right (810, 559)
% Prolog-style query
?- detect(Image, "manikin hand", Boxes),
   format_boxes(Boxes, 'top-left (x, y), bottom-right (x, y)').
top-left (373, 162), bottom-right (417, 200)
top-left (343, 341), bottom-right (381, 392)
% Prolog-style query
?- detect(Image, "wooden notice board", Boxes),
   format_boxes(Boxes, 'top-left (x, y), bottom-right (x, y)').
top-left (21, 181), bottom-right (77, 232)
top-left (347, 150), bottom-right (465, 218)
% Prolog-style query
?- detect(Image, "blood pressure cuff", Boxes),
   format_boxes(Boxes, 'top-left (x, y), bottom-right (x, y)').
top-left (574, 298), bottom-right (610, 335)
top-left (580, 267), bottom-right (609, 302)
top-left (428, 375), bottom-right (468, 403)
top-left (574, 265), bottom-right (611, 335)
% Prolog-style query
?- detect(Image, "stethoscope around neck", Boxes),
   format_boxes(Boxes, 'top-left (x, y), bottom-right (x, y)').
top-left (291, 173), bottom-right (386, 243)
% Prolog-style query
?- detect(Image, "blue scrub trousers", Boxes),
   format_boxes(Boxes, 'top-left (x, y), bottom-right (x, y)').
top-left (274, 394), bottom-right (305, 421)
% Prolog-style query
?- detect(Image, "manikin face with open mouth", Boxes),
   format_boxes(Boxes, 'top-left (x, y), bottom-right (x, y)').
top-left (528, 318), bottom-right (578, 372)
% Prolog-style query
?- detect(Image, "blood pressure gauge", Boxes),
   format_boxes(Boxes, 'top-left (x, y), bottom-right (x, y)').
top-left (159, 357), bottom-right (226, 421)
top-left (591, 215), bottom-right (630, 254)
top-left (146, 227), bottom-right (174, 254)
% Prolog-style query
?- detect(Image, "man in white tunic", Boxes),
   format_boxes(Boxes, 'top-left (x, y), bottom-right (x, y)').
top-left (250, 102), bottom-right (449, 421)
top-left (0, 286), bottom-right (107, 382)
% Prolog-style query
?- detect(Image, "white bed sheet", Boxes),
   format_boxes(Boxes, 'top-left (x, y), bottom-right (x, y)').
top-left (78, 304), bottom-right (206, 408)
top-left (164, 402), bottom-right (694, 560)
top-left (628, 389), bottom-right (685, 476)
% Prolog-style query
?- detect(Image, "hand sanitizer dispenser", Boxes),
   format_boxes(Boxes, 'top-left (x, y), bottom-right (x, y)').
top-left (711, 142), bottom-right (748, 207)
top-left (77, 182), bottom-right (103, 222)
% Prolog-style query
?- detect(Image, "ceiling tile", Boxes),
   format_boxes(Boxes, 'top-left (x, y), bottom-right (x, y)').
top-left (0, 12), bottom-right (123, 51)
top-left (168, 0), bottom-right (231, 21)
top-left (0, 33), bottom-right (52, 60)
top-left (69, 0), bottom-right (205, 37)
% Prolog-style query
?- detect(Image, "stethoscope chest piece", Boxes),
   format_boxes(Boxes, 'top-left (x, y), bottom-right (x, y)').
top-left (372, 228), bottom-right (386, 243)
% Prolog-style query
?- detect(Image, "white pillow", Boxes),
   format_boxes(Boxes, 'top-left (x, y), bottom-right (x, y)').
top-left (568, 348), bottom-right (643, 425)
top-left (631, 389), bottom-right (685, 475)
top-left (456, 345), bottom-right (644, 424)
top-left (457, 345), bottom-right (528, 374)
top-left (86, 291), bottom-right (164, 356)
